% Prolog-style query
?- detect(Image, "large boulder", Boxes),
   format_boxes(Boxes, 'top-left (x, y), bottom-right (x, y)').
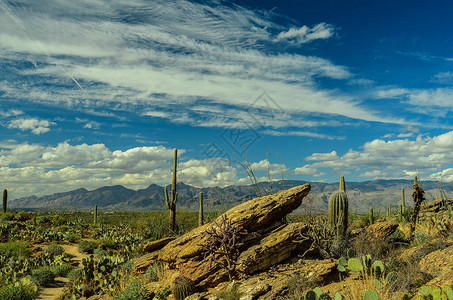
top-left (419, 244), bottom-right (453, 286)
top-left (133, 184), bottom-right (311, 289)
top-left (365, 221), bottom-right (399, 240)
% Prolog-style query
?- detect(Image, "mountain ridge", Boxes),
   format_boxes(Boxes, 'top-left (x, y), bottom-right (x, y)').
top-left (9, 179), bottom-right (451, 213)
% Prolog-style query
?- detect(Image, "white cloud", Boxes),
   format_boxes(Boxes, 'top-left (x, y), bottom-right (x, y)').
top-left (431, 71), bottom-right (453, 84)
top-left (262, 129), bottom-right (344, 140)
top-left (275, 23), bottom-right (335, 44)
top-left (300, 131), bottom-right (453, 180)
top-left (407, 88), bottom-right (453, 108)
top-left (0, 141), bottom-right (243, 198)
top-left (0, 109), bottom-right (23, 117)
top-left (7, 118), bottom-right (56, 134)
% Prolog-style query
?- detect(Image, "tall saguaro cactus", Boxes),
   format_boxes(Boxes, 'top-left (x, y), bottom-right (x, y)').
top-left (165, 149), bottom-right (178, 232)
top-left (2, 189), bottom-right (7, 214)
top-left (94, 205), bottom-right (98, 224)
top-left (328, 176), bottom-right (348, 237)
top-left (198, 192), bottom-right (204, 227)
top-left (401, 188), bottom-right (406, 214)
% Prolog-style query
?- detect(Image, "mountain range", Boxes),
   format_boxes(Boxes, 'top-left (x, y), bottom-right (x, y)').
top-left (10, 180), bottom-right (451, 213)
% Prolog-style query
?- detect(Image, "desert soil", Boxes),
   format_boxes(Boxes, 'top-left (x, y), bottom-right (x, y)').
top-left (36, 243), bottom-right (90, 300)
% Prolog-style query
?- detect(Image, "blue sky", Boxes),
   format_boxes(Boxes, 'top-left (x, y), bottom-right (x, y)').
top-left (2, 0), bottom-right (453, 199)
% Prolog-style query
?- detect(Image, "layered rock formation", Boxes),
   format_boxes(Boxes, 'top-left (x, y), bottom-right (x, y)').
top-left (133, 184), bottom-right (312, 290)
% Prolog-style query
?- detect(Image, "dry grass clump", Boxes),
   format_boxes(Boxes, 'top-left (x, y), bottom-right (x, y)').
top-left (352, 231), bottom-right (393, 259)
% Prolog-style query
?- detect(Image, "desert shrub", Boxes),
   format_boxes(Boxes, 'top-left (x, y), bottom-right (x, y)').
top-left (144, 265), bottom-right (160, 282)
top-left (287, 274), bottom-right (322, 300)
top-left (0, 283), bottom-right (37, 300)
top-left (216, 283), bottom-right (241, 300)
top-left (67, 268), bottom-right (82, 281)
top-left (94, 247), bottom-right (109, 258)
top-left (36, 215), bottom-right (51, 225)
top-left (31, 267), bottom-right (55, 287)
top-left (50, 263), bottom-right (73, 277)
top-left (52, 215), bottom-right (66, 226)
top-left (63, 232), bottom-right (79, 243)
top-left (43, 243), bottom-right (65, 256)
top-left (387, 260), bottom-right (433, 296)
top-left (15, 211), bottom-right (32, 222)
top-left (0, 242), bottom-right (30, 258)
top-left (352, 231), bottom-right (392, 259)
top-left (411, 231), bottom-right (431, 246)
top-left (113, 279), bottom-right (150, 300)
top-left (99, 237), bottom-right (119, 249)
top-left (351, 213), bottom-right (372, 229)
top-left (0, 212), bottom-right (15, 221)
top-left (78, 240), bottom-right (98, 254)
top-left (388, 228), bottom-right (408, 245)
top-left (155, 286), bottom-right (171, 300)
top-left (57, 225), bottom-right (71, 233)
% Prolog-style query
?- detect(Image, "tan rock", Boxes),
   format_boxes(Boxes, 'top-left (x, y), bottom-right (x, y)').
top-left (143, 237), bottom-right (175, 253)
top-left (365, 221), bottom-right (399, 240)
top-left (425, 268), bottom-right (453, 287)
top-left (421, 198), bottom-right (453, 213)
top-left (419, 244), bottom-right (453, 276)
top-left (134, 184), bottom-right (311, 289)
top-left (237, 222), bottom-right (308, 275)
top-left (237, 277), bottom-right (270, 299)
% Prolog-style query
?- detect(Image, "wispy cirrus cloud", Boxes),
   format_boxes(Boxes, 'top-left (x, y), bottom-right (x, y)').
top-left (0, 0), bottom-right (402, 136)
top-left (275, 23), bottom-right (335, 44)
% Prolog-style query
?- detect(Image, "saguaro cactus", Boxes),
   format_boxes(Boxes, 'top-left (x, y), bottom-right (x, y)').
top-left (328, 176), bottom-right (348, 237)
top-left (369, 207), bottom-right (374, 225)
top-left (401, 188), bottom-right (406, 214)
top-left (165, 149), bottom-right (178, 231)
top-left (2, 189), bottom-right (7, 214)
top-left (94, 205), bottom-right (98, 224)
top-left (198, 192), bottom-right (204, 227)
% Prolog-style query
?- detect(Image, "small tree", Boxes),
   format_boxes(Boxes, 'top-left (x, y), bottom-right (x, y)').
top-left (200, 215), bottom-right (252, 281)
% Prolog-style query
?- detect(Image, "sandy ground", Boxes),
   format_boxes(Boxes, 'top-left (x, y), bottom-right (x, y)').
top-left (36, 243), bottom-right (90, 300)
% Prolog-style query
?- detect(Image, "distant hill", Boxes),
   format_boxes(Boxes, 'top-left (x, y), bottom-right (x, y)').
top-left (9, 179), bottom-right (450, 213)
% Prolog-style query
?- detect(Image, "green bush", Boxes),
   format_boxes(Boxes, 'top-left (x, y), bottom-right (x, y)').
top-left (50, 264), bottom-right (73, 277)
top-left (78, 240), bottom-right (98, 254)
top-left (31, 267), bottom-right (55, 287)
top-left (0, 242), bottom-right (30, 258)
top-left (94, 247), bottom-right (109, 258)
top-left (43, 243), bottom-right (65, 256)
top-left (113, 280), bottom-right (151, 300)
top-left (63, 232), bottom-right (79, 243)
top-left (36, 215), bottom-right (51, 225)
top-left (0, 283), bottom-right (37, 300)
top-left (57, 225), bottom-right (71, 233)
top-left (67, 268), bottom-right (82, 281)
top-left (15, 211), bottom-right (32, 222)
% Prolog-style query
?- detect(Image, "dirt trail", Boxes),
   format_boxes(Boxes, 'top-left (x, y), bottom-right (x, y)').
top-left (36, 243), bottom-right (90, 300)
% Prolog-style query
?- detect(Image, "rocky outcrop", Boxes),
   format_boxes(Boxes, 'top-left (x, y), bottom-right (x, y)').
top-left (237, 222), bottom-right (309, 275)
top-left (420, 198), bottom-right (453, 213)
top-left (365, 221), bottom-right (399, 240)
top-left (133, 184), bottom-right (311, 289)
top-left (419, 244), bottom-right (453, 276)
top-left (143, 237), bottom-right (175, 253)
top-left (184, 259), bottom-right (338, 300)
top-left (419, 244), bottom-right (453, 286)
